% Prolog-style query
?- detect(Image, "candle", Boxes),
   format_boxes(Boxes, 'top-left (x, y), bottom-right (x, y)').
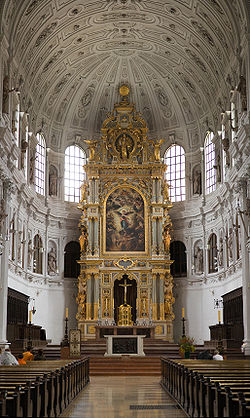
top-left (218, 310), bottom-right (221, 323)
top-left (65, 308), bottom-right (68, 319)
top-left (182, 308), bottom-right (185, 318)
top-left (29, 310), bottom-right (32, 323)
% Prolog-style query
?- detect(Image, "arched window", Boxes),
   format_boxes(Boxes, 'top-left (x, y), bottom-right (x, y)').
top-left (64, 145), bottom-right (86, 202)
top-left (204, 131), bottom-right (216, 194)
top-left (164, 145), bottom-right (186, 202)
top-left (33, 234), bottom-right (43, 274)
top-left (64, 241), bottom-right (80, 278)
top-left (208, 233), bottom-right (218, 273)
top-left (170, 241), bottom-right (187, 277)
top-left (35, 133), bottom-right (46, 195)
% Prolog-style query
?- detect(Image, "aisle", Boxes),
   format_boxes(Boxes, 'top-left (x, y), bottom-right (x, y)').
top-left (60, 376), bottom-right (186, 417)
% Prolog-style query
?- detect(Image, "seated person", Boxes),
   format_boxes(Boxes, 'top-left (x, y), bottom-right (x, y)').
top-left (197, 349), bottom-right (213, 360)
top-left (23, 346), bottom-right (34, 362)
top-left (17, 354), bottom-right (26, 365)
top-left (212, 349), bottom-right (224, 360)
top-left (0, 347), bottom-right (19, 365)
top-left (34, 349), bottom-right (46, 361)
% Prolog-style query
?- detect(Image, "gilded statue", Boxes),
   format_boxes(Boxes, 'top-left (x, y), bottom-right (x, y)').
top-left (153, 139), bottom-right (164, 161)
top-left (163, 225), bottom-right (172, 253)
top-left (162, 179), bottom-right (170, 201)
top-left (79, 225), bottom-right (88, 253)
top-left (84, 139), bottom-right (98, 161)
top-left (80, 182), bottom-right (88, 203)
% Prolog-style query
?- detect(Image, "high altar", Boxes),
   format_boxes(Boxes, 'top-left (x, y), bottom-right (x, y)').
top-left (76, 85), bottom-right (175, 341)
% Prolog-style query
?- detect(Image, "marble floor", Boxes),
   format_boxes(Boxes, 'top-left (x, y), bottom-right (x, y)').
top-left (60, 376), bottom-right (187, 417)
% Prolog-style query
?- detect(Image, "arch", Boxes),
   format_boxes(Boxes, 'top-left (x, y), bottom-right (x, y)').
top-left (208, 233), bottom-right (218, 273)
top-left (64, 241), bottom-right (80, 278)
top-left (35, 133), bottom-right (46, 195)
top-left (170, 240), bottom-right (187, 277)
top-left (204, 131), bottom-right (216, 194)
top-left (164, 144), bottom-right (186, 202)
top-left (114, 274), bottom-right (137, 324)
top-left (64, 144), bottom-right (86, 202)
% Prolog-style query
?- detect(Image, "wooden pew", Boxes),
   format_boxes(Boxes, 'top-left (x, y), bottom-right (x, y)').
top-left (161, 358), bottom-right (250, 418)
top-left (0, 357), bottom-right (89, 417)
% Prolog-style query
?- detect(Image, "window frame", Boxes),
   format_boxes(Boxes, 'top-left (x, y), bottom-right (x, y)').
top-left (35, 133), bottom-right (46, 195)
top-left (204, 131), bottom-right (216, 194)
top-left (64, 145), bottom-right (86, 203)
top-left (164, 144), bottom-right (186, 202)
top-left (208, 233), bottom-right (218, 273)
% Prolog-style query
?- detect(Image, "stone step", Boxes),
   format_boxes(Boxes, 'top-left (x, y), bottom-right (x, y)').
top-left (89, 356), bottom-right (161, 376)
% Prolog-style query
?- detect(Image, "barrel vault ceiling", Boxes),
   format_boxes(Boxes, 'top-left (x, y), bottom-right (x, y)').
top-left (0, 0), bottom-right (248, 152)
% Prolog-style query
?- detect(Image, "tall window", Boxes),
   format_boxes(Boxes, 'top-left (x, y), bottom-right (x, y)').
top-left (204, 131), bottom-right (216, 194)
top-left (208, 233), bottom-right (218, 273)
top-left (164, 145), bottom-right (186, 202)
top-left (35, 133), bottom-right (46, 195)
top-left (64, 145), bottom-right (86, 202)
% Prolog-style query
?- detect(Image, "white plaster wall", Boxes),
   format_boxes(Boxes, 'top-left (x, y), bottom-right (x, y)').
top-left (173, 273), bottom-right (242, 345)
top-left (8, 273), bottom-right (78, 345)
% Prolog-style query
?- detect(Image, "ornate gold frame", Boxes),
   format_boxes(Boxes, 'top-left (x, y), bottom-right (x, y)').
top-left (103, 184), bottom-right (148, 256)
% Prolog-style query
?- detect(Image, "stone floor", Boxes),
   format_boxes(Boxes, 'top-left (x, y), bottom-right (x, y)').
top-left (60, 376), bottom-right (187, 417)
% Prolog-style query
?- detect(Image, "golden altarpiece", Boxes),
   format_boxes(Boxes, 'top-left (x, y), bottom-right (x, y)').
top-left (76, 86), bottom-right (174, 341)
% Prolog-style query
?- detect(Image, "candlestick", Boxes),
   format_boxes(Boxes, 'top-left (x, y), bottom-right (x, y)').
top-left (181, 316), bottom-right (186, 337)
top-left (182, 307), bottom-right (185, 318)
top-left (65, 307), bottom-right (68, 319)
top-left (61, 317), bottom-right (69, 347)
top-left (218, 310), bottom-right (221, 324)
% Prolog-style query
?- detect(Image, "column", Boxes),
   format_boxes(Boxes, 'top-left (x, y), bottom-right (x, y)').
top-left (152, 178), bottom-right (156, 203)
top-left (86, 274), bottom-right (92, 320)
top-left (240, 180), bottom-right (250, 356)
top-left (93, 273), bottom-right (99, 320)
top-left (0, 179), bottom-right (13, 348)
top-left (151, 273), bottom-right (157, 320)
top-left (152, 218), bottom-right (157, 254)
top-left (159, 273), bottom-right (165, 320)
top-left (93, 217), bottom-right (99, 255)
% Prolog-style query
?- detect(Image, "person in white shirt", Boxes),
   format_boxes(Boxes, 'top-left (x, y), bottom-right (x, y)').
top-left (213, 349), bottom-right (224, 360)
top-left (0, 347), bottom-right (19, 366)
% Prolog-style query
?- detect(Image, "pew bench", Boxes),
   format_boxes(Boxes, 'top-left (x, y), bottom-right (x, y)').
top-left (0, 357), bottom-right (89, 417)
top-left (161, 358), bottom-right (250, 418)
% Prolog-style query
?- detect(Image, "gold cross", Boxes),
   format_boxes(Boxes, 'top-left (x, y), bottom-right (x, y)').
top-left (119, 278), bottom-right (132, 304)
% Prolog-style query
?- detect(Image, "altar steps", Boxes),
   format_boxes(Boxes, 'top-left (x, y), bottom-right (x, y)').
top-left (80, 339), bottom-right (181, 358)
top-left (89, 356), bottom-right (161, 376)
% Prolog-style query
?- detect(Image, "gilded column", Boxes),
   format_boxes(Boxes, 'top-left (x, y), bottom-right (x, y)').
top-left (159, 273), bottom-right (165, 320)
top-left (93, 273), bottom-right (99, 320)
top-left (86, 273), bottom-right (92, 320)
top-left (151, 273), bottom-right (157, 320)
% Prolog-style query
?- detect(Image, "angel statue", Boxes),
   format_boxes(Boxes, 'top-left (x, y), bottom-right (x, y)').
top-left (153, 139), bottom-right (164, 161)
top-left (84, 139), bottom-right (98, 161)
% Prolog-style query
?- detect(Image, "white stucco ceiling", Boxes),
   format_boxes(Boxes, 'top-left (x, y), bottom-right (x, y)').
top-left (0, 0), bottom-right (248, 151)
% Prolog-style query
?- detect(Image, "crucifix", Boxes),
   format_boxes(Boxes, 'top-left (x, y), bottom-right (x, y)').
top-left (119, 278), bottom-right (132, 305)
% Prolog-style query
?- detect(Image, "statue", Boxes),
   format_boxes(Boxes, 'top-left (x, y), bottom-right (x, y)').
top-left (84, 140), bottom-right (98, 161)
top-left (237, 75), bottom-right (247, 111)
top-left (153, 139), bottom-right (164, 161)
top-left (163, 225), bottom-right (171, 253)
top-left (214, 154), bottom-right (221, 183)
top-left (218, 237), bottom-right (224, 267)
top-left (193, 167), bottom-right (202, 195)
top-left (21, 140), bottom-right (28, 169)
top-left (79, 225), bottom-right (88, 253)
top-left (27, 239), bottom-right (33, 269)
top-left (29, 153), bottom-right (36, 184)
top-left (195, 246), bottom-right (203, 273)
top-left (228, 228), bottom-right (233, 260)
top-left (162, 179), bottom-right (170, 201)
top-left (48, 248), bottom-right (57, 275)
top-left (80, 182), bottom-right (88, 203)
top-left (49, 165), bottom-right (58, 197)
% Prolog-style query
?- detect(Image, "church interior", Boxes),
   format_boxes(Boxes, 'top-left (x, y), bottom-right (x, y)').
top-left (0, 0), bottom-right (250, 416)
